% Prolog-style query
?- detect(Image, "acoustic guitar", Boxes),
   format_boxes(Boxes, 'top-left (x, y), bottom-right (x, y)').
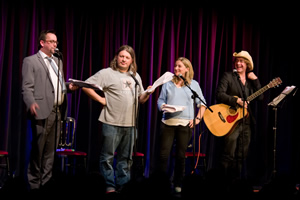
top-left (203, 77), bottom-right (282, 137)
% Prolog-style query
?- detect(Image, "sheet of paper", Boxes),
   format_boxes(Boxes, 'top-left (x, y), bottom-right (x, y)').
top-left (268, 85), bottom-right (296, 106)
top-left (145, 71), bottom-right (174, 93)
top-left (162, 104), bottom-right (186, 113)
top-left (68, 78), bottom-right (103, 91)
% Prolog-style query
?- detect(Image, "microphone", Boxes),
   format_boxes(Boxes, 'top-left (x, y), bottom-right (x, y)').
top-left (53, 48), bottom-right (62, 57)
top-left (178, 74), bottom-right (187, 83)
top-left (233, 69), bottom-right (240, 78)
top-left (129, 71), bottom-right (140, 86)
top-left (54, 48), bottom-right (64, 60)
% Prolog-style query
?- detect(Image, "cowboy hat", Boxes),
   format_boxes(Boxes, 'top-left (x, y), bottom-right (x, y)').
top-left (233, 50), bottom-right (254, 71)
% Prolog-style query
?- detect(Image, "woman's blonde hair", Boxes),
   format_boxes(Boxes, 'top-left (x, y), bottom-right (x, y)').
top-left (172, 57), bottom-right (194, 86)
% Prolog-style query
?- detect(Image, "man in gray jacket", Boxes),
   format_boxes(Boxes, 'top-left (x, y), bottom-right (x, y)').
top-left (22, 30), bottom-right (78, 190)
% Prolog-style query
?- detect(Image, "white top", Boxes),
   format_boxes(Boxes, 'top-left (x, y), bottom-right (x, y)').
top-left (40, 50), bottom-right (64, 106)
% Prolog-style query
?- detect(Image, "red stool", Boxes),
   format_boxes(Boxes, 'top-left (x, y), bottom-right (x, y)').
top-left (185, 152), bottom-right (206, 174)
top-left (132, 152), bottom-right (145, 177)
top-left (56, 117), bottom-right (87, 174)
top-left (0, 150), bottom-right (10, 177)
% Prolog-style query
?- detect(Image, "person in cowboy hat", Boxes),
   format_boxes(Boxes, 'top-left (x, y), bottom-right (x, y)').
top-left (215, 50), bottom-right (263, 180)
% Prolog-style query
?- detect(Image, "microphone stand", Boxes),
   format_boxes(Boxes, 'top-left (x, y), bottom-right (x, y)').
top-left (54, 51), bottom-right (63, 173)
top-left (131, 78), bottom-right (139, 179)
top-left (235, 72), bottom-right (247, 179)
top-left (182, 79), bottom-right (211, 173)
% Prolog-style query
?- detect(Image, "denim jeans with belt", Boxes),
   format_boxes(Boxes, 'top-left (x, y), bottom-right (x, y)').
top-left (100, 123), bottom-right (134, 190)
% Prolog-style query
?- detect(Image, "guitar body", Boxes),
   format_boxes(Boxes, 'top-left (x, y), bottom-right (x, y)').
top-left (203, 104), bottom-right (248, 137)
top-left (203, 77), bottom-right (282, 137)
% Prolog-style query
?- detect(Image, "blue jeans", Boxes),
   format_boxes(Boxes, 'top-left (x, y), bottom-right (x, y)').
top-left (100, 123), bottom-right (134, 189)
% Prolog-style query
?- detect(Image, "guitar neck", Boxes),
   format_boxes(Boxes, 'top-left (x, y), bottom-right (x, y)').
top-left (246, 84), bottom-right (270, 102)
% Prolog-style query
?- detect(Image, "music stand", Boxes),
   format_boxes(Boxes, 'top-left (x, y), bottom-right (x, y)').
top-left (268, 85), bottom-right (297, 178)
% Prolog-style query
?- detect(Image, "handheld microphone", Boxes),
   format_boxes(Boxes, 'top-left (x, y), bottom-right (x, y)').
top-left (129, 71), bottom-right (140, 86)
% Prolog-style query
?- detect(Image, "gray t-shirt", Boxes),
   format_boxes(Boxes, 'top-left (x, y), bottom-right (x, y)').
top-left (85, 67), bottom-right (144, 127)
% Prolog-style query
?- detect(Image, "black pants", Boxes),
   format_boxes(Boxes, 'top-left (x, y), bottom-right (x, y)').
top-left (27, 108), bottom-right (61, 189)
top-left (158, 122), bottom-right (192, 187)
top-left (220, 121), bottom-right (251, 179)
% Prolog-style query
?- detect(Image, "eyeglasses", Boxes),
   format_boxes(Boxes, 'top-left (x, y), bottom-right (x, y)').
top-left (45, 40), bottom-right (59, 45)
top-left (235, 58), bottom-right (245, 63)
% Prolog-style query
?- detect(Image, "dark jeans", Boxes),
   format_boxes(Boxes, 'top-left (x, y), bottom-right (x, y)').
top-left (158, 122), bottom-right (192, 187)
top-left (100, 123), bottom-right (134, 190)
top-left (220, 121), bottom-right (251, 179)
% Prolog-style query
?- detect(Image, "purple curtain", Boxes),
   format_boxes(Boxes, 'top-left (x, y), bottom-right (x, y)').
top-left (1, 0), bottom-right (299, 185)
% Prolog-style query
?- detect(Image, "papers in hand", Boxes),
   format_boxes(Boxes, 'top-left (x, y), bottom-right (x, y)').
top-left (145, 71), bottom-right (174, 93)
top-left (68, 78), bottom-right (103, 91)
top-left (162, 104), bottom-right (186, 113)
top-left (268, 85), bottom-right (296, 107)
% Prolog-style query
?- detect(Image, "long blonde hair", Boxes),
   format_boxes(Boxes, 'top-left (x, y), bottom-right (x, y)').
top-left (110, 45), bottom-right (138, 75)
top-left (172, 57), bottom-right (194, 86)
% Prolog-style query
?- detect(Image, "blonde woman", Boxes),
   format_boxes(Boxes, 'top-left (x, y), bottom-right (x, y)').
top-left (157, 57), bottom-right (207, 193)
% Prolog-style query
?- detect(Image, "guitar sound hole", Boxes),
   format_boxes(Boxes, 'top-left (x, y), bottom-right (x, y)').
top-left (228, 106), bottom-right (237, 115)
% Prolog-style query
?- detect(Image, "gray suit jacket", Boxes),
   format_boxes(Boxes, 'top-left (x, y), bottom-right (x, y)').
top-left (22, 51), bottom-right (68, 120)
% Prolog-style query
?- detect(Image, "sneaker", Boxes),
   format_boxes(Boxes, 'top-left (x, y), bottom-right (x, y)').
top-left (174, 186), bottom-right (182, 193)
top-left (106, 187), bottom-right (116, 194)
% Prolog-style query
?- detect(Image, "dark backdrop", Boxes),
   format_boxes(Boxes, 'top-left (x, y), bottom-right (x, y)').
top-left (1, 0), bottom-right (299, 187)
